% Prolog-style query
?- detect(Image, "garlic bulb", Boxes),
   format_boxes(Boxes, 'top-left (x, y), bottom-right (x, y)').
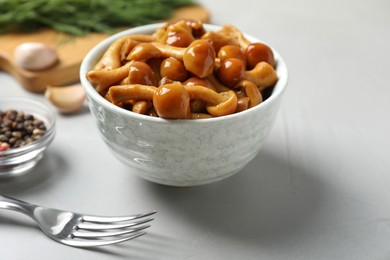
top-left (14, 42), bottom-right (59, 71)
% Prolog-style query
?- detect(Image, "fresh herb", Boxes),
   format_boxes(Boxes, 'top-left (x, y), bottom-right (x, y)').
top-left (0, 0), bottom-right (195, 35)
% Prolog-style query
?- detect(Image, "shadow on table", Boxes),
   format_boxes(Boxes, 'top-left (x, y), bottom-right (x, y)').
top-left (143, 149), bottom-right (327, 246)
top-left (0, 149), bottom-right (67, 195)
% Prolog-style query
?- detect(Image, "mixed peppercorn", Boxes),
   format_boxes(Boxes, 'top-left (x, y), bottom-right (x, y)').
top-left (0, 109), bottom-right (47, 152)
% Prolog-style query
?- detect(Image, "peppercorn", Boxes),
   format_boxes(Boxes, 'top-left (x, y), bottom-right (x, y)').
top-left (0, 109), bottom-right (47, 151)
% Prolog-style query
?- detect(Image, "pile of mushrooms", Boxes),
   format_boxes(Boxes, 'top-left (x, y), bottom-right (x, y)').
top-left (87, 19), bottom-right (278, 119)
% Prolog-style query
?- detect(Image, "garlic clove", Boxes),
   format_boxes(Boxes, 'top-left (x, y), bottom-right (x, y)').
top-left (45, 83), bottom-right (86, 114)
top-left (14, 42), bottom-right (59, 71)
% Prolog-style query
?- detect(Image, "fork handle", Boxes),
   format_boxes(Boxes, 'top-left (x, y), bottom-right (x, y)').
top-left (0, 194), bottom-right (37, 217)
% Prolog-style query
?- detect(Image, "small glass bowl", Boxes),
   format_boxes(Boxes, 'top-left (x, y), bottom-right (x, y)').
top-left (0, 97), bottom-right (56, 178)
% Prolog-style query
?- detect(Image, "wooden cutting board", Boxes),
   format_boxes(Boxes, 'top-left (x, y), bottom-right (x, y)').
top-left (0, 6), bottom-right (209, 93)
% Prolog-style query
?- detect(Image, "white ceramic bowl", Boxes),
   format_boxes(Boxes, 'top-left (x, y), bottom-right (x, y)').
top-left (80, 23), bottom-right (288, 186)
top-left (0, 97), bottom-right (56, 178)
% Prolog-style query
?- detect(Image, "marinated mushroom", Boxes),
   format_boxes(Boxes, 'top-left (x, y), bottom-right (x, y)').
top-left (245, 42), bottom-right (275, 69)
top-left (205, 91), bottom-right (237, 117)
top-left (217, 58), bottom-right (245, 87)
top-left (147, 58), bottom-right (164, 84)
top-left (126, 61), bottom-right (157, 86)
top-left (216, 25), bottom-right (251, 50)
top-left (205, 74), bottom-right (231, 93)
top-left (87, 62), bottom-right (131, 94)
top-left (154, 18), bottom-right (206, 42)
top-left (184, 85), bottom-right (238, 117)
top-left (177, 18), bottom-right (206, 38)
top-left (94, 37), bottom-right (127, 70)
top-left (95, 34), bottom-right (155, 70)
top-left (153, 83), bottom-right (191, 119)
top-left (127, 43), bottom-right (163, 61)
top-left (132, 101), bottom-right (153, 114)
top-left (183, 77), bottom-right (216, 91)
top-left (184, 77), bottom-right (216, 113)
top-left (217, 59), bottom-right (278, 91)
top-left (120, 38), bottom-right (141, 61)
top-left (160, 57), bottom-right (188, 81)
top-left (234, 80), bottom-right (262, 108)
top-left (201, 31), bottom-right (231, 53)
top-left (218, 45), bottom-right (246, 65)
top-left (201, 24), bottom-right (250, 52)
top-left (182, 39), bottom-right (216, 78)
top-left (244, 62), bottom-right (278, 91)
top-left (236, 97), bottom-right (250, 113)
top-left (160, 20), bottom-right (195, 47)
top-left (108, 84), bottom-right (156, 105)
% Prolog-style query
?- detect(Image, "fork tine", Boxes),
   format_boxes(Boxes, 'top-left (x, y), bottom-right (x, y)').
top-left (72, 224), bottom-right (150, 238)
top-left (77, 216), bottom-right (154, 231)
top-left (65, 231), bottom-right (147, 247)
top-left (82, 210), bottom-right (157, 223)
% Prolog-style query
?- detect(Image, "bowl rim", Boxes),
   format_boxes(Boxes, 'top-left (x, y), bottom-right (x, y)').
top-left (0, 96), bottom-right (56, 156)
top-left (80, 23), bottom-right (288, 124)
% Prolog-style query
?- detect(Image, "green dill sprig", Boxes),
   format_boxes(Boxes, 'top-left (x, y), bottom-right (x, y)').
top-left (0, 0), bottom-right (195, 35)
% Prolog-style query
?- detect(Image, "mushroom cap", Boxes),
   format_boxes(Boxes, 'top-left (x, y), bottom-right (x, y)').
top-left (183, 39), bottom-right (216, 78)
top-left (160, 57), bottom-right (188, 82)
top-left (218, 45), bottom-right (246, 64)
top-left (217, 58), bottom-right (245, 87)
top-left (153, 83), bottom-right (191, 119)
top-left (128, 61), bottom-right (157, 86)
top-left (245, 42), bottom-right (275, 69)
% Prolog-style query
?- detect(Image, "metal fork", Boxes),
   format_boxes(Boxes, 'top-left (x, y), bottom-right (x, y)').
top-left (0, 194), bottom-right (156, 247)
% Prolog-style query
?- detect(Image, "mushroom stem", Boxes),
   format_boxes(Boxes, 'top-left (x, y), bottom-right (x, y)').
top-left (184, 85), bottom-right (228, 105)
top-left (201, 25), bottom-right (251, 52)
top-left (87, 62), bottom-right (131, 94)
top-left (132, 101), bottom-right (153, 114)
top-left (183, 85), bottom-right (237, 117)
top-left (205, 91), bottom-right (238, 117)
top-left (235, 80), bottom-right (262, 108)
top-left (149, 42), bottom-right (185, 60)
top-left (219, 25), bottom-right (251, 50)
top-left (244, 62), bottom-right (278, 91)
top-left (94, 37), bottom-right (127, 70)
top-left (120, 39), bottom-right (141, 61)
top-left (127, 43), bottom-right (163, 61)
top-left (95, 35), bottom-right (155, 70)
top-left (108, 84), bottom-right (157, 105)
top-left (206, 74), bottom-right (230, 93)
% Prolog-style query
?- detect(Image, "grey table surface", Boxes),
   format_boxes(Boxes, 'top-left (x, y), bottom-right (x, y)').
top-left (1, 0), bottom-right (390, 259)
